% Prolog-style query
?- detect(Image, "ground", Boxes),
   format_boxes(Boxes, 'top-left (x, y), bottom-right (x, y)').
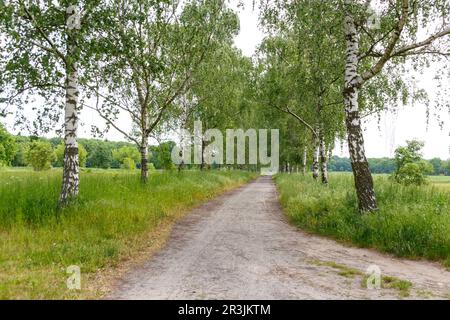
top-left (110, 176), bottom-right (450, 300)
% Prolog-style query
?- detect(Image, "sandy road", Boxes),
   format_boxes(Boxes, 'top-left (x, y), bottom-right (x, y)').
top-left (110, 176), bottom-right (450, 299)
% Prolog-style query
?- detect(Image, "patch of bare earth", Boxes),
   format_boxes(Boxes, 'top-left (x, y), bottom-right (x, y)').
top-left (109, 177), bottom-right (450, 300)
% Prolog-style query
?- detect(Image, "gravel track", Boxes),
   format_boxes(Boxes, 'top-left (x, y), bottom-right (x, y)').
top-left (110, 176), bottom-right (450, 300)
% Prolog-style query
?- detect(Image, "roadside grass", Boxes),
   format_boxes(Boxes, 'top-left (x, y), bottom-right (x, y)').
top-left (275, 173), bottom-right (450, 269)
top-left (0, 169), bottom-right (256, 299)
top-left (309, 259), bottom-right (363, 278)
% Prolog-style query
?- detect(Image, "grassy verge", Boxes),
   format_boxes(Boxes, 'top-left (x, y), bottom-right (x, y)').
top-left (0, 169), bottom-right (256, 299)
top-left (275, 173), bottom-right (450, 269)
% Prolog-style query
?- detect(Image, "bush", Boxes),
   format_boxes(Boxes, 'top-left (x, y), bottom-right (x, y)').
top-left (112, 146), bottom-right (140, 169)
top-left (121, 157), bottom-right (136, 170)
top-left (393, 161), bottom-right (433, 185)
top-left (392, 140), bottom-right (431, 186)
top-left (25, 141), bottom-right (56, 171)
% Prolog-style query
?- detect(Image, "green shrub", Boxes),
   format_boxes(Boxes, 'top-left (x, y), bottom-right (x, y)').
top-left (112, 146), bottom-right (140, 169)
top-left (88, 144), bottom-right (113, 169)
top-left (121, 157), bottom-right (136, 170)
top-left (392, 140), bottom-right (432, 186)
top-left (392, 161), bottom-right (433, 185)
top-left (24, 141), bottom-right (56, 171)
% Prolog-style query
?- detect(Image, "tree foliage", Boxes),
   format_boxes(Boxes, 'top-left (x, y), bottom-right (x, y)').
top-left (25, 140), bottom-right (55, 171)
top-left (0, 123), bottom-right (17, 166)
top-left (112, 146), bottom-right (140, 169)
top-left (392, 140), bottom-right (433, 185)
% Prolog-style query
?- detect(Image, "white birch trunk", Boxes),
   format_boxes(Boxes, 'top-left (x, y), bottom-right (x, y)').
top-left (59, 6), bottom-right (80, 205)
top-left (140, 136), bottom-right (149, 183)
top-left (312, 135), bottom-right (319, 180)
top-left (343, 10), bottom-right (378, 212)
top-left (302, 146), bottom-right (307, 175)
top-left (319, 132), bottom-right (328, 184)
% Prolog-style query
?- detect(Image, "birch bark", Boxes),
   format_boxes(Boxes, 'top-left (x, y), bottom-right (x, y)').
top-left (343, 10), bottom-right (378, 212)
top-left (140, 136), bottom-right (149, 183)
top-left (59, 5), bottom-right (80, 205)
top-left (312, 142), bottom-right (319, 180)
top-left (319, 131), bottom-right (328, 184)
top-left (302, 146), bottom-right (307, 175)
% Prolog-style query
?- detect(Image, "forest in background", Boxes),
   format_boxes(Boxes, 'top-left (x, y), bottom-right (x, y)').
top-left (2, 127), bottom-right (449, 175)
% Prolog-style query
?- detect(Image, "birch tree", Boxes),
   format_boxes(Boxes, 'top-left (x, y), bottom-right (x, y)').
top-left (340, 0), bottom-right (450, 211)
top-left (0, 1), bottom-right (100, 205)
top-left (87, 0), bottom-right (238, 182)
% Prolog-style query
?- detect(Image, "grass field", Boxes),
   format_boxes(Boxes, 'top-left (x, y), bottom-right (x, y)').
top-left (275, 173), bottom-right (450, 269)
top-left (429, 175), bottom-right (450, 190)
top-left (0, 169), bottom-right (256, 299)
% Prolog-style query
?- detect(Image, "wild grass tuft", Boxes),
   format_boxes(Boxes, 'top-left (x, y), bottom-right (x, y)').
top-left (360, 274), bottom-right (412, 298)
top-left (310, 259), bottom-right (363, 278)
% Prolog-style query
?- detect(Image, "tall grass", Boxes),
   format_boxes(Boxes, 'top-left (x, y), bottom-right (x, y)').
top-left (275, 173), bottom-right (450, 268)
top-left (0, 169), bottom-right (255, 299)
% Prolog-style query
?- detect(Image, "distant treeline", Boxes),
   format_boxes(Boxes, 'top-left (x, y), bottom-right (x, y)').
top-left (2, 128), bottom-right (449, 175)
top-left (9, 135), bottom-right (176, 170)
top-left (329, 156), bottom-right (449, 176)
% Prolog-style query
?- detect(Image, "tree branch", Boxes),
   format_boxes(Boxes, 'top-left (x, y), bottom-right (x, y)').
top-left (274, 105), bottom-right (319, 139)
top-left (391, 27), bottom-right (450, 57)
top-left (360, 0), bottom-right (409, 84)
top-left (21, 3), bottom-right (67, 65)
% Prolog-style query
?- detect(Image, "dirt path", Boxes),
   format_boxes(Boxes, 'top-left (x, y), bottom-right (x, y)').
top-left (110, 176), bottom-right (450, 300)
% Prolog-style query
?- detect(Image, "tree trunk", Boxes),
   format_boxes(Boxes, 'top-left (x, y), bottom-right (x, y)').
top-left (312, 135), bottom-right (319, 180)
top-left (319, 131), bottom-right (328, 184)
top-left (178, 160), bottom-right (185, 173)
top-left (302, 146), bottom-right (307, 175)
top-left (140, 137), bottom-right (149, 183)
top-left (59, 7), bottom-right (80, 206)
top-left (200, 139), bottom-right (205, 171)
top-left (344, 11), bottom-right (378, 212)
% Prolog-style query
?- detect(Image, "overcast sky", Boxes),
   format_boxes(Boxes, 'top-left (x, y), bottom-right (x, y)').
top-left (4, 1), bottom-right (449, 159)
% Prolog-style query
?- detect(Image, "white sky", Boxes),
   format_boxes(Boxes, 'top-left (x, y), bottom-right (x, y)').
top-left (3, 1), bottom-right (449, 159)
